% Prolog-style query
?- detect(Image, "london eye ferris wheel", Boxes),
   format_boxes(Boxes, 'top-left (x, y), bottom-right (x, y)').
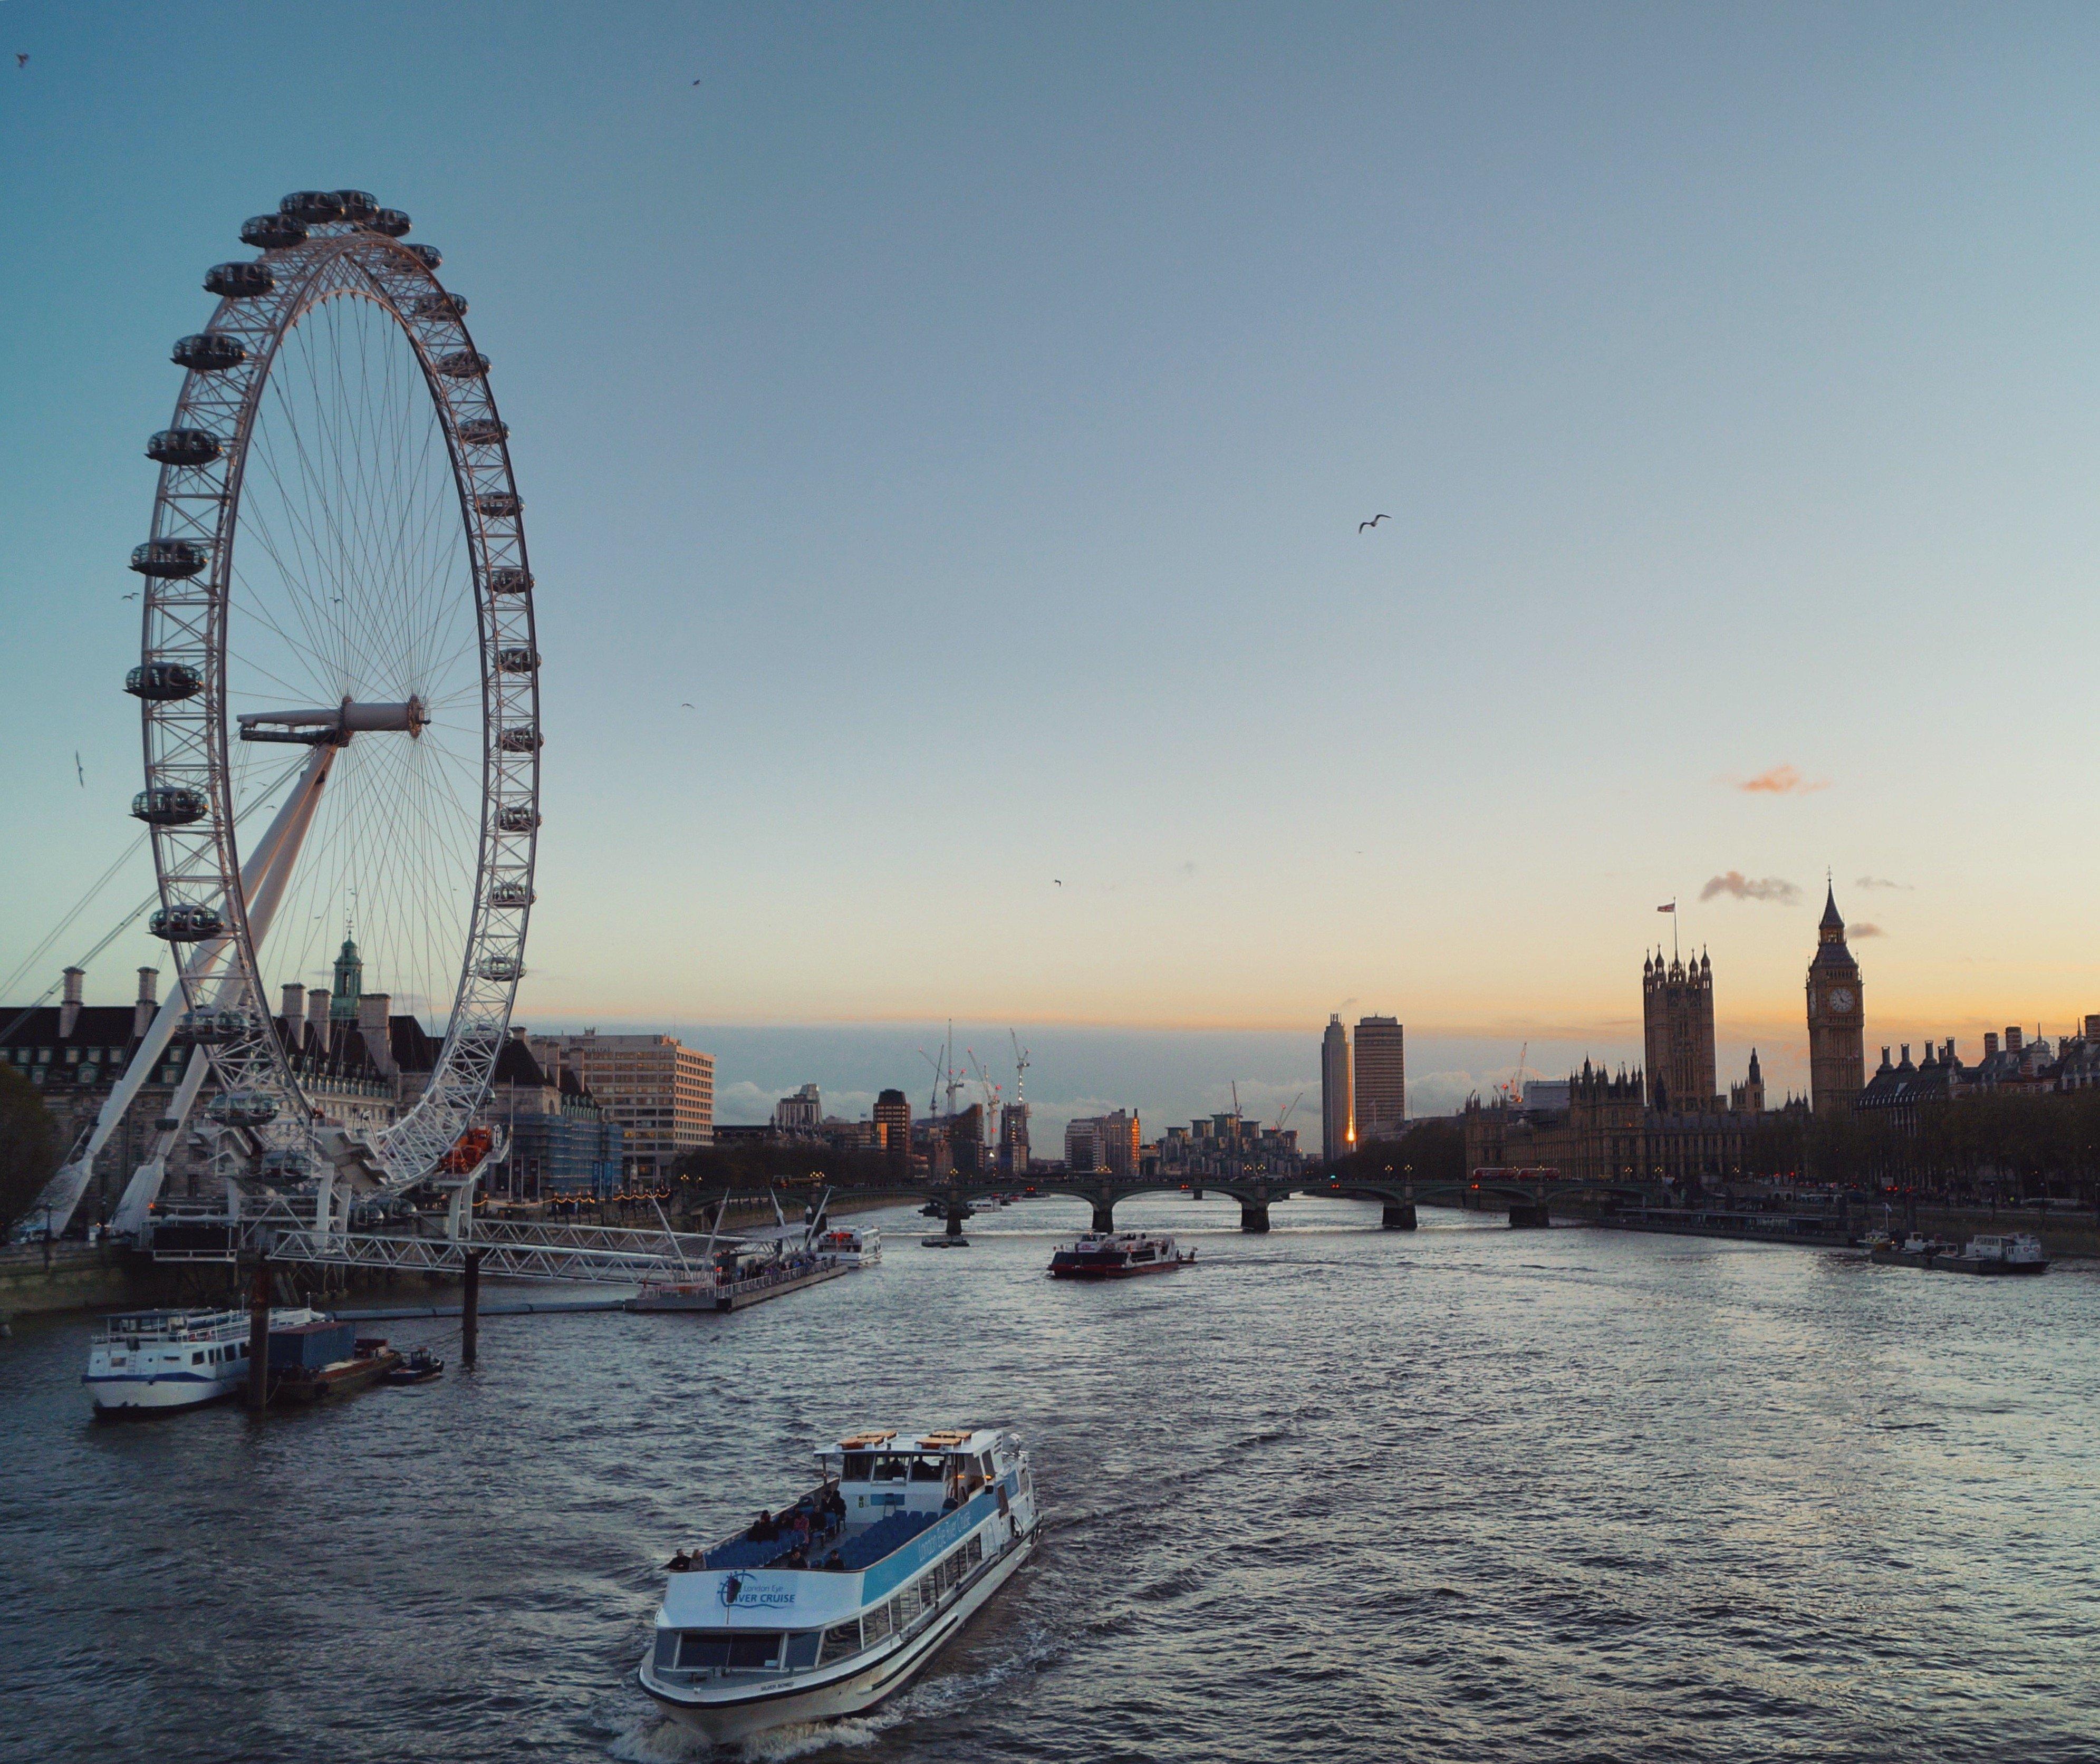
top-left (130, 188), bottom-right (540, 1199)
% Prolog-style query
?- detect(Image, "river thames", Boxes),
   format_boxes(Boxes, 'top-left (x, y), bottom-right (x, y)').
top-left (4, 1198), bottom-right (2096, 1763)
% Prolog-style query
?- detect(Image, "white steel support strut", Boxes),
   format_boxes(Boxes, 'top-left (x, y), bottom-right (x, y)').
top-left (16, 745), bottom-right (338, 1242)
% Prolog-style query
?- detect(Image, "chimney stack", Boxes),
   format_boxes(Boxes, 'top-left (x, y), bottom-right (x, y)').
top-left (281, 981), bottom-right (304, 1023)
top-left (2086, 1014), bottom-right (2099, 1042)
top-left (307, 989), bottom-right (331, 1043)
top-left (357, 992), bottom-right (396, 1077)
top-left (134, 968), bottom-right (158, 1039)
top-left (2006, 1026), bottom-right (2023, 1054)
top-left (60, 967), bottom-right (85, 1039)
top-left (1985, 1032), bottom-right (1999, 1057)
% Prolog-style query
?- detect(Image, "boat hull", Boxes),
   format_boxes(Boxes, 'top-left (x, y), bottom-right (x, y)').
top-left (86, 1371), bottom-right (244, 1414)
top-left (1047, 1257), bottom-right (1187, 1280)
top-left (1938, 1257), bottom-right (2049, 1276)
top-left (643, 1526), bottom-right (1037, 1744)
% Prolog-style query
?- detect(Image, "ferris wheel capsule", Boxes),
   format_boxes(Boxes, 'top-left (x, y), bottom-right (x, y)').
top-left (241, 213), bottom-right (308, 250)
top-left (208, 1090), bottom-right (281, 1129)
top-left (126, 661), bottom-right (203, 701)
top-left (131, 539), bottom-right (208, 578)
top-left (368, 208), bottom-right (412, 238)
top-left (132, 786), bottom-right (207, 826)
top-left (280, 190), bottom-right (345, 224)
top-left (146, 429), bottom-right (224, 467)
top-left (150, 903), bottom-right (225, 943)
top-left (205, 262), bottom-right (275, 299)
top-left (172, 333), bottom-right (246, 372)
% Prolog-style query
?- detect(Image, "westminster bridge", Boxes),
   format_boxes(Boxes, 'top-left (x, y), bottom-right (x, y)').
top-left (906, 1170), bottom-right (1670, 1236)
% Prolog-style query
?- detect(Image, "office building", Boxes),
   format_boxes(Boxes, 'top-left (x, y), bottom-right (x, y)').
top-left (1352, 1016), bottom-right (1406, 1142)
top-left (538, 1030), bottom-right (714, 1184)
top-left (1321, 1014), bottom-right (1351, 1159)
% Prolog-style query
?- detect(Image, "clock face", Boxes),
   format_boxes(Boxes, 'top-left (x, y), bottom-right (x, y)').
top-left (1828, 988), bottom-right (1854, 1013)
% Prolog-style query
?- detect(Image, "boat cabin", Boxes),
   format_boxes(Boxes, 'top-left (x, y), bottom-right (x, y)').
top-left (827, 1428), bottom-right (1003, 1520)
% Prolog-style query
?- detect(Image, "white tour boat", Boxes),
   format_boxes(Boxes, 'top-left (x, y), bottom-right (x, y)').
top-left (83, 1306), bottom-right (322, 1414)
top-left (814, 1224), bottom-right (881, 1267)
top-left (1047, 1229), bottom-right (1195, 1279)
top-left (639, 1426), bottom-right (1040, 1744)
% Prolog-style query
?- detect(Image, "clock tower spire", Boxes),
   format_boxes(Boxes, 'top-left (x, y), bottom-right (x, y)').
top-left (1806, 882), bottom-right (1865, 1114)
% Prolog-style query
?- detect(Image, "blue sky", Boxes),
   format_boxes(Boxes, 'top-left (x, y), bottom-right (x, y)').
top-left (5, 4), bottom-right (2100, 1149)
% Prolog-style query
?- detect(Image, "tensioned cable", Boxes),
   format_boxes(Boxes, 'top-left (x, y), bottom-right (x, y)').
top-left (0, 750), bottom-right (314, 1046)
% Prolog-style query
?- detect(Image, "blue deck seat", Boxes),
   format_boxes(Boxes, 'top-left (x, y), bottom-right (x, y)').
top-left (835, 1508), bottom-right (940, 1572)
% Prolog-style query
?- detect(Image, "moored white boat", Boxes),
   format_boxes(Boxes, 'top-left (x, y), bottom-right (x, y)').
top-left (639, 1426), bottom-right (1040, 1744)
top-left (1939, 1232), bottom-right (2049, 1275)
top-left (815, 1224), bottom-right (881, 1267)
top-left (83, 1306), bottom-right (322, 1414)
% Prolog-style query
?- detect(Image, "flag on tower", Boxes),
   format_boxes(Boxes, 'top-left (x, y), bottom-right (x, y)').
top-left (1657, 901), bottom-right (1675, 913)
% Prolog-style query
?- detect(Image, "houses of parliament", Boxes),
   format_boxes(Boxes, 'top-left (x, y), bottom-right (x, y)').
top-left (1462, 889), bottom-right (1867, 1186)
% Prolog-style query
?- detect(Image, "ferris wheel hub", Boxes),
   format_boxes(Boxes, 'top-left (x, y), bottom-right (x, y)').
top-left (236, 697), bottom-right (430, 745)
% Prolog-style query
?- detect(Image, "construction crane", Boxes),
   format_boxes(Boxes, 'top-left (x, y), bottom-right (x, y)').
top-left (966, 1048), bottom-right (1000, 1118)
top-left (1276, 1090), bottom-right (1305, 1131)
top-left (1009, 1030), bottom-right (1030, 1113)
top-left (1496, 1042), bottom-right (1529, 1108)
top-left (917, 1048), bottom-right (944, 1117)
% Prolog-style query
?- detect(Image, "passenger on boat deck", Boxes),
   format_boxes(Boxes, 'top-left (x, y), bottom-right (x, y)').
top-left (747, 1510), bottom-right (776, 1542)
top-left (821, 1549), bottom-right (844, 1571)
top-left (785, 1545), bottom-right (807, 1569)
top-left (792, 1510), bottom-right (811, 1541)
top-left (665, 1550), bottom-right (693, 1572)
top-left (822, 1487), bottom-right (846, 1522)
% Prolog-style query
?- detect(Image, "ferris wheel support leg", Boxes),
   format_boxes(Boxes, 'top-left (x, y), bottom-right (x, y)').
top-left (11, 750), bottom-right (338, 1244)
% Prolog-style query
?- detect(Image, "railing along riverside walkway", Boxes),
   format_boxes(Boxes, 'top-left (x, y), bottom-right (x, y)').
top-left (146, 1207), bottom-right (731, 1287)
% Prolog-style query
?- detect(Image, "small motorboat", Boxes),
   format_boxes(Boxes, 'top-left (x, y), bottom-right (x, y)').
top-left (385, 1346), bottom-right (445, 1385)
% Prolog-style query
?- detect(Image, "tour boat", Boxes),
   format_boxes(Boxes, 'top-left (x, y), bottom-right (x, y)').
top-left (83, 1305), bottom-right (321, 1414)
top-left (814, 1225), bottom-right (881, 1267)
top-left (1938, 1232), bottom-right (2049, 1276)
top-left (1047, 1229), bottom-right (1195, 1279)
top-left (639, 1426), bottom-right (1041, 1745)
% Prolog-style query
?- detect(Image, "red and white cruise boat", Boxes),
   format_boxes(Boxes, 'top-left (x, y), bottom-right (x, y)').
top-left (1047, 1230), bottom-right (1195, 1280)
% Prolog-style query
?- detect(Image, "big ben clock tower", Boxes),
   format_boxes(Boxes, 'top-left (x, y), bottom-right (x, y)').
top-left (1806, 883), bottom-right (1865, 1114)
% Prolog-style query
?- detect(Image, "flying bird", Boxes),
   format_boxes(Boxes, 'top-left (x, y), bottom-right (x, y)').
top-left (120, 591), bottom-right (140, 601)
top-left (16, 54), bottom-right (28, 70)
top-left (680, 702), bottom-right (695, 709)
top-left (1358, 514), bottom-right (1391, 533)
top-left (75, 751), bottom-right (84, 787)
top-left (1053, 879), bottom-right (1063, 886)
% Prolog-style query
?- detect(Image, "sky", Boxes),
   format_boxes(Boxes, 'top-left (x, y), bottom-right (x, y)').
top-left (4, 3), bottom-right (2100, 1150)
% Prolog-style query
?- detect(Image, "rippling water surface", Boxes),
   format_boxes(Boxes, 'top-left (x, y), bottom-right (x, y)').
top-left (5, 1198), bottom-right (2098, 1763)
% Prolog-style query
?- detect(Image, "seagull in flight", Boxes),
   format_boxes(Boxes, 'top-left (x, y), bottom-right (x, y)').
top-left (16, 54), bottom-right (28, 70)
top-left (680, 702), bottom-right (695, 709)
top-left (1358, 514), bottom-right (1391, 533)
top-left (120, 591), bottom-right (140, 601)
top-left (75, 751), bottom-right (84, 787)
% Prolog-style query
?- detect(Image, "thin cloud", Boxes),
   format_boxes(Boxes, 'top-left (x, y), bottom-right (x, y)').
top-left (1700, 872), bottom-right (1801, 905)
top-left (1855, 876), bottom-right (1912, 892)
top-left (1852, 922), bottom-right (1887, 938)
top-left (1737, 765), bottom-right (1829, 795)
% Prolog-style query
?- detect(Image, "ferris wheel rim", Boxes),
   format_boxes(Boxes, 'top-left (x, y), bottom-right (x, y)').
top-left (134, 199), bottom-right (540, 1195)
